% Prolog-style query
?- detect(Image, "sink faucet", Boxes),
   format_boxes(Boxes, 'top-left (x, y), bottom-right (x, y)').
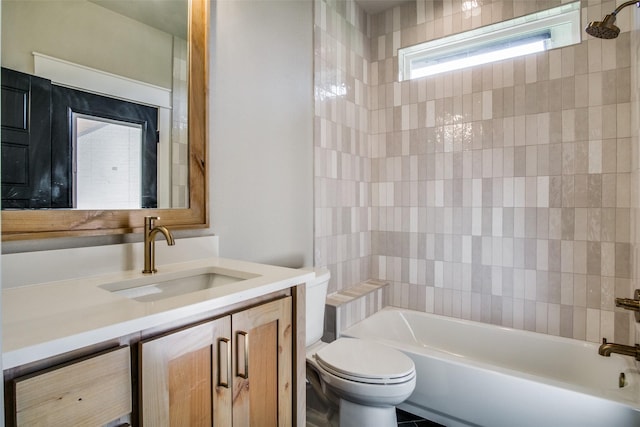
top-left (142, 216), bottom-right (175, 274)
top-left (598, 338), bottom-right (640, 361)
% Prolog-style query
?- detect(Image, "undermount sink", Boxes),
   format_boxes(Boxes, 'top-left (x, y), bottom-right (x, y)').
top-left (100, 268), bottom-right (260, 302)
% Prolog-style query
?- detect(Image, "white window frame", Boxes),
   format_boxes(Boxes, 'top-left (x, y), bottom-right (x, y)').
top-left (398, 1), bottom-right (581, 81)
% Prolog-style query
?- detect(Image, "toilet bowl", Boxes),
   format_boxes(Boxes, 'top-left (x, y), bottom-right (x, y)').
top-left (304, 268), bottom-right (416, 427)
top-left (307, 338), bottom-right (416, 427)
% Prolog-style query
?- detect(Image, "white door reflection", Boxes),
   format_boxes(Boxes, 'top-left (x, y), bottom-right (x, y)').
top-left (73, 113), bottom-right (143, 209)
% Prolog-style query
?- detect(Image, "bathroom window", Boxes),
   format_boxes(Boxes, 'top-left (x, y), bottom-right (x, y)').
top-left (398, 1), bottom-right (581, 80)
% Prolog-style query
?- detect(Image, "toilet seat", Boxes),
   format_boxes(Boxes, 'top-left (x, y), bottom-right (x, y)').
top-left (314, 338), bottom-right (415, 385)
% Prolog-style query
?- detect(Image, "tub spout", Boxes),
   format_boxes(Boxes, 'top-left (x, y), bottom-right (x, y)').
top-left (598, 338), bottom-right (640, 361)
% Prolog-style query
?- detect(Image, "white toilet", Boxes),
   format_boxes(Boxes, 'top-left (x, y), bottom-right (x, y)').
top-left (305, 268), bottom-right (416, 427)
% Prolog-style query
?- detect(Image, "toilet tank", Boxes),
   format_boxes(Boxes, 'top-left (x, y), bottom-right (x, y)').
top-left (304, 267), bottom-right (330, 347)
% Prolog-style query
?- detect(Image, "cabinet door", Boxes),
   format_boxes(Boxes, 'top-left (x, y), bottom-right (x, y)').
top-left (140, 316), bottom-right (232, 426)
top-left (1, 67), bottom-right (52, 208)
top-left (232, 297), bottom-right (292, 427)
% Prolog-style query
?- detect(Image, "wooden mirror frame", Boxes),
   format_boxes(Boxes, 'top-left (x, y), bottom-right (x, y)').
top-left (2, 0), bottom-right (209, 241)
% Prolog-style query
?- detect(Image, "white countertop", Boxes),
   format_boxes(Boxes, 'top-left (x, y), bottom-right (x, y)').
top-left (2, 256), bottom-right (313, 369)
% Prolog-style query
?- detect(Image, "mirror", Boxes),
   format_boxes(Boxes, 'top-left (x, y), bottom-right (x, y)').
top-left (1, 0), bottom-right (208, 240)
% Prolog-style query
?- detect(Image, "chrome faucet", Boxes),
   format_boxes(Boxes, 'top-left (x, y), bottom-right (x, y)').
top-left (598, 338), bottom-right (640, 361)
top-left (142, 216), bottom-right (175, 274)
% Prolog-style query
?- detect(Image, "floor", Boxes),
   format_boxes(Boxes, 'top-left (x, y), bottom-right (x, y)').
top-left (307, 407), bottom-right (444, 427)
top-left (396, 409), bottom-right (445, 427)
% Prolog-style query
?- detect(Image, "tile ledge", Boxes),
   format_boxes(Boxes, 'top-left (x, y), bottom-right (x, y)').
top-left (325, 279), bottom-right (390, 307)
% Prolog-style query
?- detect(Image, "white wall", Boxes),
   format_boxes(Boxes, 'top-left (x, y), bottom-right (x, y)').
top-left (210, 0), bottom-right (314, 267)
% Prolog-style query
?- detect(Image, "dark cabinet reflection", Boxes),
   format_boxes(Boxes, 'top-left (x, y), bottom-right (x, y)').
top-left (1, 67), bottom-right (158, 209)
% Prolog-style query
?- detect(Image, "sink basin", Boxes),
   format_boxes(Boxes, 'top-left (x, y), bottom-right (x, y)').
top-left (100, 269), bottom-right (259, 302)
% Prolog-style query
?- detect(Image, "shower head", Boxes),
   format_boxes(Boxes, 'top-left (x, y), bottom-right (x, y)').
top-left (585, 1), bottom-right (640, 39)
top-left (585, 14), bottom-right (620, 39)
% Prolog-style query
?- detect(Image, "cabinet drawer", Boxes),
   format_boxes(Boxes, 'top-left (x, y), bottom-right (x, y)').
top-left (13, 346), bottom-right (131, 426)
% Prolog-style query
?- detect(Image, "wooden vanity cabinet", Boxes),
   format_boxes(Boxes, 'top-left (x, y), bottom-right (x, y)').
top-left (139, 296), bottom-right (292, 427)
top-left (9, 346), bottom-right (132, 427)
top-left (4, 287), bottom-right (304, 426)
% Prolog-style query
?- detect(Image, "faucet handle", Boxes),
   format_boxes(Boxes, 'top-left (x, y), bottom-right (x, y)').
top-left (615, 298), bottom-right (640, 311)
top-left (615, 290), bottom-right (640, 322)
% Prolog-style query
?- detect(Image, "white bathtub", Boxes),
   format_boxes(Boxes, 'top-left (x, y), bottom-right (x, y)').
top-left (341, 307), bottom-right (640, 427)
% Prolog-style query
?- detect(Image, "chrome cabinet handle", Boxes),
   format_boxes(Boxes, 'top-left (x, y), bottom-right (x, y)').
top-left (217, 337), bottom-right (231, 388)
top-left (236, 331), bottom-right (249, 379)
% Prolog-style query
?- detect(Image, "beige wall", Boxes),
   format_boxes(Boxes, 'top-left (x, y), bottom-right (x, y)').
top-left (316, 0), bottom-right (638, 344)
top-left (210, 0), bottom-right (314, 267)
top-left (2, 0), bottom-right (172, 88)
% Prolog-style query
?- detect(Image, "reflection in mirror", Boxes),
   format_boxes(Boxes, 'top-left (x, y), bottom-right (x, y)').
top-left (74, 115), bottom-right (143, 209)
top-left (1, 0), bottom-right (189, 210)
top-left (1, 0), bottom-right (208, 241)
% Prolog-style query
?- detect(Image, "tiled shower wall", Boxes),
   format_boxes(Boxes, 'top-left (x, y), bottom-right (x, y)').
top-left (314, 0), bottom-right (372, 295)
top-left (172, 37), bottom-right (189, 208)
top-left (315, 0), bottom-right (638, 344)
top-left (632, 5), bottom-right (640, 344)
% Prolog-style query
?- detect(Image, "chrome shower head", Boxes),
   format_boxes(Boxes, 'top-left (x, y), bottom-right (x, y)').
top-left (585, 14), bottom-right (620, 39)
top-left (585, 1), bottom-right (639, 39)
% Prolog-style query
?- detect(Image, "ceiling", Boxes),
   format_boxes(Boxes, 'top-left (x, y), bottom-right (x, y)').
top-left (356, 0), bottom-right (410, 15)
top-left (89, 0), bottom-right (188, 39)
top-left (90, 0), bottom-right (408, 36)
top-left (92, 0), bottom-right (409, 31)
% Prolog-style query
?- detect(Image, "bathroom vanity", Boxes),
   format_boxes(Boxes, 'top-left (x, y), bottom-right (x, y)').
top-left (2, 253), bottom-right (311, 426)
